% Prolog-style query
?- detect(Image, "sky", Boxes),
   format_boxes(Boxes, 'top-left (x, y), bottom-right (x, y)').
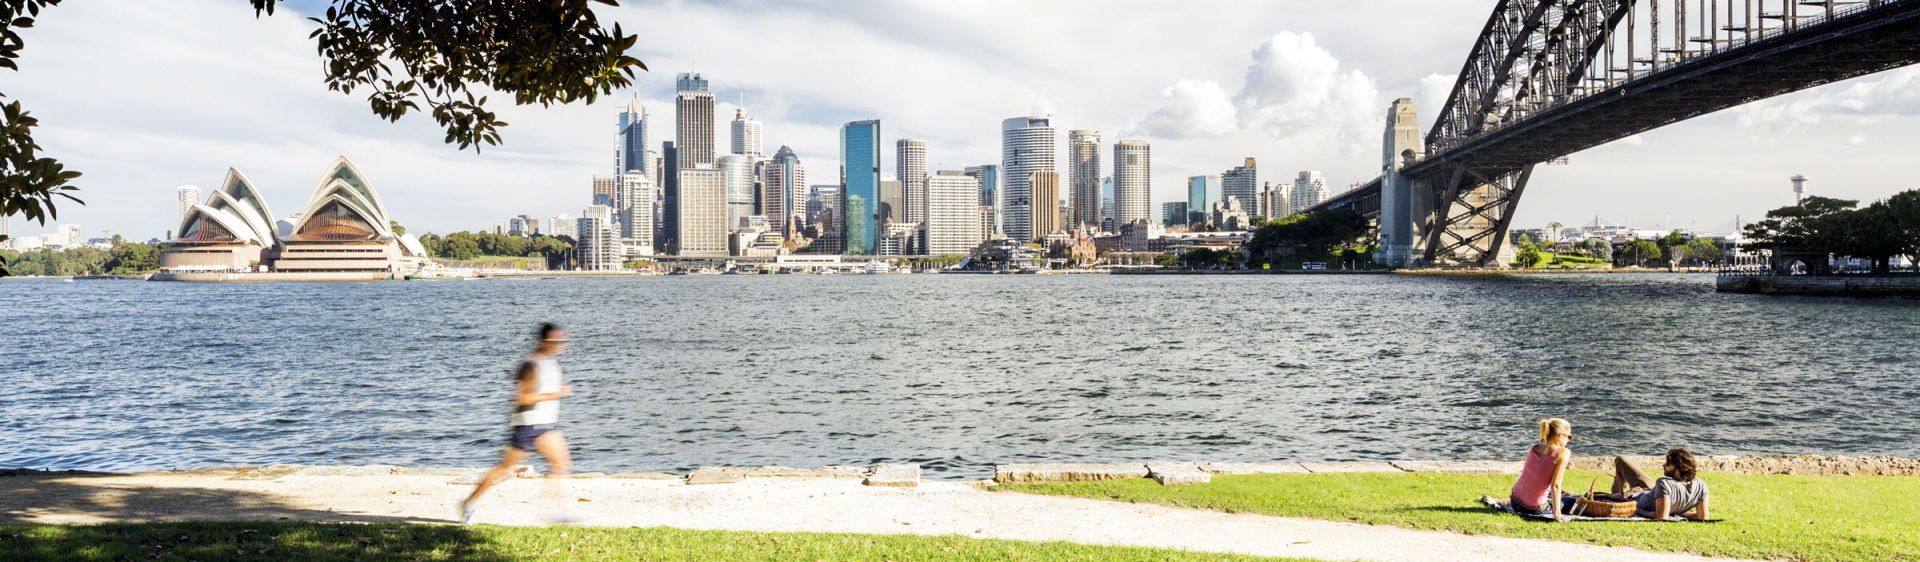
top-left (5, 0), bottom-right (1918, 240)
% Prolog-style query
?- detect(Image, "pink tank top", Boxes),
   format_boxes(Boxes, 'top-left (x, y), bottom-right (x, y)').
top-left (1510, 447), bottom-right (1560, 508)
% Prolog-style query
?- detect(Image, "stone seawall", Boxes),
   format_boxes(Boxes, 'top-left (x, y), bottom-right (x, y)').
top-left (1717, 274), bottom-right (1920, 296)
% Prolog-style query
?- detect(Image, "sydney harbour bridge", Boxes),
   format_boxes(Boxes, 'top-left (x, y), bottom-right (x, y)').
top-left (1300, 0), bottom-right (1920, 267)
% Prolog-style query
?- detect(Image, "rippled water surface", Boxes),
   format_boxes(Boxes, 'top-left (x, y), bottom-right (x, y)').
top-left (4, 274), bottom-right (1917, 478)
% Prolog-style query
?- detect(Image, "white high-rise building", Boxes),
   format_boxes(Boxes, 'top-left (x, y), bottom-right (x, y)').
top-left (1113, 140), bottom-right (1151, 226)
top-left (1000, 115), bottom-right (1054, 242)
top-left (59, 224), bottom-right (82, 248)
top-left (617, 93), bottom-right (649, 175)
top-left (897, 139), bottom-right (927, 225)
top-left (1223, 158), bottom-right (1258, 214)
top-left (925, 170), bottom-right (983, 255)
top-left (730, 108), bottom-right (763, 159)
top-left (548, 213), bottom-right (577, 240)
top-left (617, 172), bottom-right (655, 255)
top-left (1291, 170), bottom-right (1328, 215)
top-left (1262, 181), bottom-right (1292, 218)
top-left (175, 185), bottom-right (202, 233)
top-left (764, 146), bottom-right (807, 237)
top-left (1068, 130), bottom-right (1102, 230)
top-left (577, 205), bottom-right (619, 271)
top-left (718, 154), bottom-right (755, 232)
top-left (677, 165), bottom-right (728, 256)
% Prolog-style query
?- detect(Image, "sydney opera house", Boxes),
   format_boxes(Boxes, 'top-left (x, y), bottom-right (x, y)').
top-left (158, 156), bottom-right (432, 280)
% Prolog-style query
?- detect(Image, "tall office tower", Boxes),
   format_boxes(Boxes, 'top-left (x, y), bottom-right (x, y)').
top-left (718, 154), bottom-right (755, 231)
top-left (175, 185), bottom-right (202, 228)
top-left (617, 172), bottom-right (655, 254)
top-left (591, 174), bottom-right (617, 208)
top-left (841, 120), bottom-right (881, 254)
top-left (1187, 175), bottom-right (1217, 225)
top-left (1162, 202), bottom-right (1189, 227)
top-left (1000, 115), bottom-right (1054, 241)
top-left (577, 205), bottom-right (618, 270)
top-left (509, 216), bottom-right (529, 237)
top-left (660, 141), bottom-right (679, 253)
top-left (1067, 130), bottom-right (1102, 229)
top-left (526, 217), bottom-right (542, 236)
top-left (617, 93), bottom-right (649, 175)
top-left (677, 164), bottom-right (728, 256)
top-left (925, 170), bottom-right (982, 255)
top-left (548, 213), bottom-right (577, 240)
top-left (646, 149), bottom-right (663, 185)
top-left (896, 138), bottom-right (927, 224)
top-left (1290, 170), bottom-right (1328, 215)
top-left (1113, 140), bottom-right (1151, 226)
top-left (964, 164), bottom-right (1000, 235)
top-left (1266, 181), bottom-right (1293, 217)
top-left (675, 73), bottom-right (716, 171)
top-left (1222, 158), bottom-right (1258, 215)
top-left (878, 178), bottom-right (902, 225)
top-left (1028, 170), bottom-right (1061, 239)
top-left (730, 108), bottom-right (763, 158)
top-left (764, 146), bottom-right (806, 236)
top-left (809, 184), bottom-right (844, 253)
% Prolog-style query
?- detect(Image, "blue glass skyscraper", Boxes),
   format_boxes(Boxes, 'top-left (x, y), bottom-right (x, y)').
top-left (841, 120), bottom-right (881, 255)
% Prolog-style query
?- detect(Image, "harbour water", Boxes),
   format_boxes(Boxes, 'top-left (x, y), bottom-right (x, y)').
top-left (4, 273), bottom-right (1917, 479)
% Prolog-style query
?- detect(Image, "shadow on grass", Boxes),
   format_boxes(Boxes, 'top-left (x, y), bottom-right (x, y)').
top-left (0, 473), bottom-right (442, 524)
top-left (0, 521), bottom-right (510, 562)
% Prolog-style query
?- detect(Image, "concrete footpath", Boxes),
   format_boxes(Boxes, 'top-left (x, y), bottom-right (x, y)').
top-left (0, 466), bottom-right (1737, 562)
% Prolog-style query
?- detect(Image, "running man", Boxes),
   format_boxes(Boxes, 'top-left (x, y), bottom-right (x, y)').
top-left (461, 323), bottom-right (576, 524)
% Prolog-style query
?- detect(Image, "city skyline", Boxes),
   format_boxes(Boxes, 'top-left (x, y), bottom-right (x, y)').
top-left (6, 0), bottom-right (1917, 240)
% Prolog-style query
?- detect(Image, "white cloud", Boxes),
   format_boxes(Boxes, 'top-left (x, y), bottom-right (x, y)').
top-left (1235, 32), bottom-right (1380, 150)
top-left (1848, 134), bottom-right (1868, 146)
top-left (1735, 67), bottom-right (1920, 131)
top-left (1142, 79), bottom-right (1238, 138)
top-left (1412, 73), bottom-right (1458, 132)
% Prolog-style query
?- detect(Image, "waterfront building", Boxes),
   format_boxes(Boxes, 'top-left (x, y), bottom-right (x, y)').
top-left (617, 93), bottom-right (649, 176)
top-left (807, 184), bottom-right (843, 254)
top-left (764, 146), bottom-right (806, 237)
top-left (1222, 158), bottom-right (1258, 216)
top-left (676, 165), bottom-right (728, 257)
top-left (617, 172), bottom-right (655, 256)
top-left (576, 204), bottom-right (618, 270)
top-left (926, 170), bottom-right (983, 256)
top-left (548, 213), bottom-right (577, 240)
top-left (161, 168), bottom-right (279, 271)
top-left (719, 154), bottom-right (755, 232)
top-left (730, 108), bottom-right (762, 159)
top-left (1113, 140), bottom-right (1151, 227)
top-left (592, 174), bottom-right (617, 208)
top-left (1290, 170), bottom-right (1328, 215)
top-left (878, 177), bottom-right (903, 226)
top-left (897, 138), bottom-right (927, 225)
top-left (1068, 130), bottom-right (1101, 230)
top-left (660, 141), bottom-right (679, 253)
top-left (1000, 115), bottom-right (1054, 242)
top-left (1212, 195), bottom-right (1251, 231)
top-left (877, 222), bottom-right (920, 257)
top-left (841, 120), bottom-right (881, 255)
top-left (1163, 202), bottom-right (1189, 227)
top-left (675, 73), bottom-right (715, 171)
top-left (160, 157), bottom-right (431, 274)
top-left (175, 185), bottom-right (202, 230)
top-left (1029, 170), bottom-right (1061, 240)
top-left (1187, 175), bottom-right (1217, 225)
top-left (964, 164), bottom-right (1000, 235)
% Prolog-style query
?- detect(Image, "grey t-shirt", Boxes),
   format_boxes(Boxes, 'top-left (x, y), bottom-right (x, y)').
top-left (1636, 477), bottom-right (1708, 516)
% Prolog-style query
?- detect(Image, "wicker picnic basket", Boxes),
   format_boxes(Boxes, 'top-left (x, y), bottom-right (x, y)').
top-left (1571, 474), bottom-right (1637, 518)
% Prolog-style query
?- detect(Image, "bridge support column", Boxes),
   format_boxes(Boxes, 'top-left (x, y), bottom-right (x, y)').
top-left (1375, 98), bottom-right (1426, 268)
top-left (1420, 165), bottom-right (1532, 267)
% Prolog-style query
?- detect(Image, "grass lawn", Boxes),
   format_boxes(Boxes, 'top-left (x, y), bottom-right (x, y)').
top-left (1002, 470), bottom-right (1920, 561)
top-left (0, 521), bottom-right (1303, 562)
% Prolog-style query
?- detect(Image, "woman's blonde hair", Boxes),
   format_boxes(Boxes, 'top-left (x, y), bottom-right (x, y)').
top-left (1539, 418), bottom-right (1572, 443)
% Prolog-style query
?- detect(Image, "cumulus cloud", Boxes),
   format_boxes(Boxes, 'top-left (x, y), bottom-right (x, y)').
top-left (1412, 73), bottom-right (1458, 131)
top-left (1735, 67), bottom-right (1920, 131)
top-left (1139, 31), bottom-right (1380, 152)
top-left (1142, 79), bottom-right (1238, 138)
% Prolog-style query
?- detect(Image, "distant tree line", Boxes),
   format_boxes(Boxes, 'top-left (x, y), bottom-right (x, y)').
top-left (1742, 190), bottom-right (1920, 273)
top-left (1242, 209), bottom-right (1371, 268)
top-left (0, 239), bottom-right (159, 276)
top-left (1513, 230), bottom-right (1721, 269)
top-left (417, 230), bottom-right (574, 269)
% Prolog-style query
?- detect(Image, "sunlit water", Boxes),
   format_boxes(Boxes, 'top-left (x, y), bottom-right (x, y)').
top-left (3, 273), bottom-right (1916, 479)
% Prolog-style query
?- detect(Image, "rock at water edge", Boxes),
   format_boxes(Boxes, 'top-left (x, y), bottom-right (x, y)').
top-left (864, 464), bottom-right (921, 488)
top-left (1147, 462), bottom-right (1211, 486)
top-left (993, 463), bottom-right (1150, 483)
top-left (685, 467), bottom-right (746, 485)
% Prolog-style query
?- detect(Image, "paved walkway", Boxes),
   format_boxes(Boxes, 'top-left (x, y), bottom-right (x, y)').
top-left (0, 469), bottom-right (1736, 562)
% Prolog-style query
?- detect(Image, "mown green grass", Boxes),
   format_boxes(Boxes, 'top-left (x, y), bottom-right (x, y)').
top-left (0, 521), bottom-right (1304, 562)
top-left (1002, 470), bottom-right (1920, 561)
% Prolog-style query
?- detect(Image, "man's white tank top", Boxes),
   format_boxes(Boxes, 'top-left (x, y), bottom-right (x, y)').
top-left (510, 358), bottom-right (561, 426)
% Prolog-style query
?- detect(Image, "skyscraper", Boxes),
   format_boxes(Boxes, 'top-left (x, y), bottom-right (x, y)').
top-left (878, 178), bottom-right (903, 225)
top-left (765, 146), bottom-right (807, 237)
top-left (675, 73), bottom-right (715, 172)
top-left (592, 174), bottom-right (617, 208)
top-left (964, 164), bottom-right (1000, 236)
top-left (809, 184), bottom-right (844, 254)
top-left (926, 170), bottom-right (983, 255)
top-left (719, 154), bottom-right (755, 231)
top-left (1029, 170), bottom-right (1061, 239)
top-left (175, 185), bottom-right (202, 229)
top-left (1222, 158), bottom-right (1258, 214)
top-left (577, 205), bottom-right (618, 270)
top-left (1260, 181), bottom-right (1290, 218)
top-left (730, 108), bottom-right (762, 159)
top-left (897, 139), bottom-right (927, 225)
top-left (677, 164), bottom-right (728, 256)
top-left (1162, 202), bottom-right (1189, 227)
top-left (548, 213), bottom-right (577, 240)
top-left (617, 172), bottom-right (655, 255)
top-left (1113, 140), bottom-right (1151, 226)
top-left (1187, 175), bottom-right (1217, 225)
top-left (1068, 130), bottom-right (1102, 230)
top-left (617, 93), bottom-right (649, 175)
top-left (841, 120), bottom-right (881, 255)
top-left (1001, 115), bottom-right (1055, 242)
top-left (1290, 170), bottom-right (1328, 215)
top-left (660, 141), bottom-right (679, 253)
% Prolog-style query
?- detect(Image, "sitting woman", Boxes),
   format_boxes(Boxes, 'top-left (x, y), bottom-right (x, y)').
top-left (1509, 418), bottom-right (1579, 519)
top-left (1609, 448), bottom-right (1711, 521)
